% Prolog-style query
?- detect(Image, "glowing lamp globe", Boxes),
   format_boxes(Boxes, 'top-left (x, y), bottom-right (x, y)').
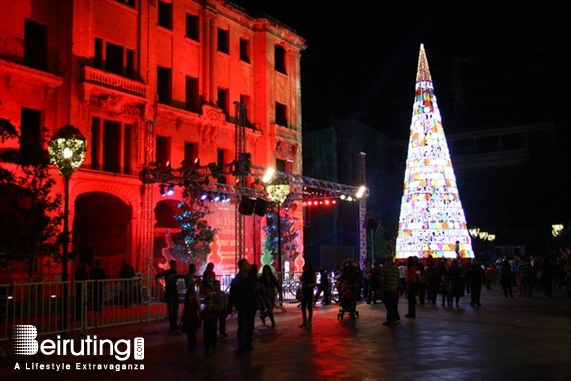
top-left (266, 176), bottom-right (290, 206)
top-left (48, 125), bottom-right (87, 178)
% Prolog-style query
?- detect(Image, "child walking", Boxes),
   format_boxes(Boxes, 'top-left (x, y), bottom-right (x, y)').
top-left (201, 297), bottom-right (218, 355)
top-left (181, 290), bottom-right (200, 351)
top-left (211, 280), bottom-right (228, 337)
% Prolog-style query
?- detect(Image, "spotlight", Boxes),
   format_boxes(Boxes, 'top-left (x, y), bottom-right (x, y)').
top-left (214, 193), bottom-right (221, 202)
top-left (159, 184), bottom-right (166, 196)
top-left (166, 184), bottom-right (175, 196)
top-left (200, 191), bottom-right (208, 201)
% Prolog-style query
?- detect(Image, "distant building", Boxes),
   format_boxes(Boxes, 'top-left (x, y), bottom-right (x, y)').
top-left (303, 118), bottom-right (399, 266)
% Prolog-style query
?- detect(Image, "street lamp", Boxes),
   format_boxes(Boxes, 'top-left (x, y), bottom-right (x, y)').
top-left (265, 175), bottom-right (290, 305)
top-left (469, 227), bottom-right (480, 259)
top-left (48, 125), bottom-right (86, 329)
top-left (552, 224), bottom-right (564, 237)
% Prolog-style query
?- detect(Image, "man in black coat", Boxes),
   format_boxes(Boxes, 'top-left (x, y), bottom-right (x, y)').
top-left (227, 259), bottom-right (257, 353)
top-left (156, 260), bottom-right (183, 330)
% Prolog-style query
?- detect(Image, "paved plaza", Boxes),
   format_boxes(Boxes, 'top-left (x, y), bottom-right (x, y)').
top-left (1, 285), bottom-right (570, 381)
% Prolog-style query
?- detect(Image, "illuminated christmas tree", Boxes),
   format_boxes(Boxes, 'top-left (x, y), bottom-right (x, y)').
top-left (395, 44), bottom-right (474, 259)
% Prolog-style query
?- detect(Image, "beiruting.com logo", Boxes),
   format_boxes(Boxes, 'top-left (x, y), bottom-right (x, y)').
top-left (12, 325), bottom-right (145, 372)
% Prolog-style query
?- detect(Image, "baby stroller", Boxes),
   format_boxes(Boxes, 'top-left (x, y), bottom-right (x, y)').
top-left (337, 282), bottom-right (359, 320)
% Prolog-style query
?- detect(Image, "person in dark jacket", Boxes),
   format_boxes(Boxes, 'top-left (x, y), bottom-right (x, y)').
top-left (227, 259), bottom-right (257, 353)
top-left (259, 265), bottom-right (281, 327)
top-left (156, 260), bottom-right (183, 330)
top-left (500, 258), bottom-right (514, 298)
top-left (466, 259), bottom-right (486, 306)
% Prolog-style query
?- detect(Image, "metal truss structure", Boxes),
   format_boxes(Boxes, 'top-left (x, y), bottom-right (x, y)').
top-left (139, 155), bottom-right (370, 268)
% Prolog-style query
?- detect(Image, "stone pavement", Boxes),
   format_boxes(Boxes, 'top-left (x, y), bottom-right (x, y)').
top-left (1, 285), bottom-right (570, 381)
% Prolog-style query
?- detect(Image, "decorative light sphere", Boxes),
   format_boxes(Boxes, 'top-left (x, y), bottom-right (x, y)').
top-left (266, 176), bottom-right (290, 206)
top-left (48, 125), bottom-right (87, 178)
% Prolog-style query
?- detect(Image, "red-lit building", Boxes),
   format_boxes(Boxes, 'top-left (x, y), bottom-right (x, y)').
top-left (0, 0), bottom-right (306, 279)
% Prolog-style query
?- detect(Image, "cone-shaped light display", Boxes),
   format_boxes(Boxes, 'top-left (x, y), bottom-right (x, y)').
top-left (395, 44), bottom-right (474, 259)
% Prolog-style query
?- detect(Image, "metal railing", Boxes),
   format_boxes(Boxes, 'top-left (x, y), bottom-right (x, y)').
top-left (0, 272), bottom-right (307, 342)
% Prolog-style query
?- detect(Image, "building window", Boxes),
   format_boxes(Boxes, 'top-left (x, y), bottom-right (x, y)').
top-left (92, 118), bottom-right (133, 174)
top-left (157, 66), bottom-right (172, 105)
top-left (106, 42), bottom-right (124, 75)
top-left (240, 94), bottom-right (251, 126)
top-left (185, 76), bottom-right (199, 112)
top-left (451, 138), bottom-right (475, 156)
top-left (239, 38), bottom-right (250, 63)
top-left (183, 142), bottom-right (198, 168)
top-left (217, 149), bottom-right (226, 167)
top-left (276, 158), bottom-right (287, 173)
top-left (124, 123), bottom-right (133, 174)
top-left (126, 49), bottom-right (135, 79)
top-left (217, 28), bottom-right (229, 54)
top-left (94, 39), bottom-right (135, 79)
top-left (24, 20), bottom-right (48, 71)
top-left (501, 133), bottom-right (526, 151)
top-left (275, 45), bottom-right (287, 75)
top-left (115, 0), bottom-right (136, 8)
top-left (158, 0), bottom-right (172, 30)
top-left (155, 135), bottom-right (170, 168)
top-left (91, 118), bottom-right (101, 170)
top-left (20, 108), bottom-right (43, 164)
top-left (275, 102), bottom-right (288, 127)
top-left (103, 120), bottom-right (121, 173)
top-left (94, 38), bottom-right (103, 69)
top-left (217, 88), bottom-right (228, 115)
top-left (476, 136), bottom-right (499, 153)
top-left (186, 13), bottom-right (199, 41)
top-left (274, 159), bottom-right (293, 174)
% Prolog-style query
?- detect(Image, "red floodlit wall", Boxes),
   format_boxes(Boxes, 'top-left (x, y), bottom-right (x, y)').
top-left (0, 0), bottom-right (306, 280)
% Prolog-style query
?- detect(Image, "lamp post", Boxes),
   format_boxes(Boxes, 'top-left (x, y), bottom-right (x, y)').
top-left (469, 227), bottom-right (480, 259)
top-left (48, 125), bottom-right (86, 330)
top-left (265, 175), bottom-right (290, 305)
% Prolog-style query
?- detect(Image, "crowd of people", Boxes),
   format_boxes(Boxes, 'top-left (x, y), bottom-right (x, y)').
top-left (139, 251), bottom-right (571, 356)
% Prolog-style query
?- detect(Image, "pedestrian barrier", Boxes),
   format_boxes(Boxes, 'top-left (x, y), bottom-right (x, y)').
top-left (0, 272), bottom-right (307, 341)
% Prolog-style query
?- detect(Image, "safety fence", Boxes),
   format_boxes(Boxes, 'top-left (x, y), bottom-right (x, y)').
top-left (0, 272), bottom-right (305, 342)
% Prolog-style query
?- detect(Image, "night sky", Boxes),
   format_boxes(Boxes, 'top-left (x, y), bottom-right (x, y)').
top-left (231, 1), bottom-right (571, 140)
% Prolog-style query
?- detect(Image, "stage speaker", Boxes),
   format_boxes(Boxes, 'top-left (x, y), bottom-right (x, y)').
top-left (254, 198), bottom-right (269, 216)
top-left (79, 247), bottom-right (94, 266)
top-left (366, 218), bottom-right (381, 231)
top-left (238, 197), bottom-right (257, 215)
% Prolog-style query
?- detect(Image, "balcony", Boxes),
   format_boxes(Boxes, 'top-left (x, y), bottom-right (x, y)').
top-left (83, 66), bottom-right (146, 98)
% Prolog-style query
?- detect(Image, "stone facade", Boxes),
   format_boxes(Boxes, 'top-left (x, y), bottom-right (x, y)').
top-left (0, 0), bottom-right (306, 278)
